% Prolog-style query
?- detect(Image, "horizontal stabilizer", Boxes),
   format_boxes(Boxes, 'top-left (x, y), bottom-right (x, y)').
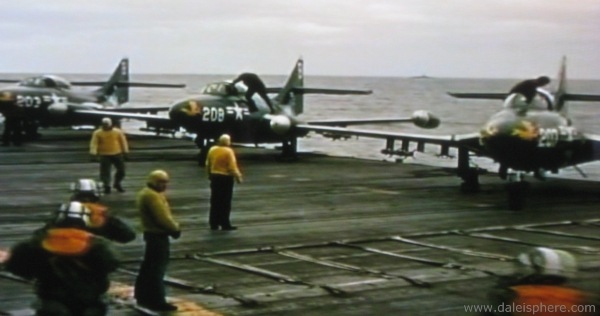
top-left (294, 87), bottom-right (372, 95)
top-left (563, 93), bottom-right (600, 102)
top-left (267, 87), bottom-right (372, 95)
top-left (71, 81), bottom-right (186, 88)
top-left (0, 79), bottom-right (19, 83)
top-left (447, 92), bottom-right (507, 100)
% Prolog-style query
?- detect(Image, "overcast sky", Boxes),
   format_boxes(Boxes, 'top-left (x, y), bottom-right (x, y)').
top-left (1, 0), bottom-right (598, 78)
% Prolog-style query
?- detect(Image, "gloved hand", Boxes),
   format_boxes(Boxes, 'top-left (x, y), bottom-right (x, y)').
top-left (170, 231), bottom-right (181, 239)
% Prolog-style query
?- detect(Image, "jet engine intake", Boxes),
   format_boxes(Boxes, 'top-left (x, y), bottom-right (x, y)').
top-left (270, 115), bottom-right (292, 135)
top-left (412, 110), bottom-right (440, 129)
top-left (47, 102), bottom-right (69, 116)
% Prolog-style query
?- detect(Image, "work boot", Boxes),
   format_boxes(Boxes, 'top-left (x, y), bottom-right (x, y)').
top-left (104, 186), bottom-right (111, 194)
top-left (114, 183), bottom-right (125, 193)
top-left (138, 302), bottom-right (177, 311)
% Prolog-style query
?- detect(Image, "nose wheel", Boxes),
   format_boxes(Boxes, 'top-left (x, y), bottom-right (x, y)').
top-left (506, 172), bottom-right (529, 211)
top-left (280, 137), bottom-right (298, 160)
top-left (195, 137), bottom-right (213, 166)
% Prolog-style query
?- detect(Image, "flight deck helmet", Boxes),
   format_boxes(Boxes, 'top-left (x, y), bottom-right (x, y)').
top-left (70, 179), bottom-right (102, 202)
top-left (54, 201), bottom-right (92, 228)
top-left (516, 247), bottom-right (578, 278)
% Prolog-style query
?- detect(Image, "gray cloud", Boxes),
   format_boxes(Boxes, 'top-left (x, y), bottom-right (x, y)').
top-left (0, 0), bottom-right (598, 78)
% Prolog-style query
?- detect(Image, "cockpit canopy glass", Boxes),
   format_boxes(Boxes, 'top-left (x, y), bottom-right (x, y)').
top-left (200, 82), bottom-right (240, 97)
top-left (18, 75), bottom-right (71, 89)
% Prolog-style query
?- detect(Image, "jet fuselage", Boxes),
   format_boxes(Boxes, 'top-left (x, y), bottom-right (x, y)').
top-left (479, 92), bottom-right (592, 173)
top-left (167, 93), bottom-right (308, 145)
top-left (0, 83), bottom-right (105, 127)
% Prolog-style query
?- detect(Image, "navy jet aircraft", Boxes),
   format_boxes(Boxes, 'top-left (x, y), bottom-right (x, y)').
top-left (304, 57), bottom-right (600, 210)
top-left (0, 58), bottom-right (184, 138)
top-left (103, 58), bottom-right (440, 160)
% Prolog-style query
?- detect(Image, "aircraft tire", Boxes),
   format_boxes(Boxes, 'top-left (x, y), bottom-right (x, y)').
top-left (507, 182), bottom-right (529, 211)
top-left (459, 169), bottom-right (480, 193)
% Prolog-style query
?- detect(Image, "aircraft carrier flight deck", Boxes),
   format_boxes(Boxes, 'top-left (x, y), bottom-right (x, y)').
top-left (1, 128), bottom-right (599, 315)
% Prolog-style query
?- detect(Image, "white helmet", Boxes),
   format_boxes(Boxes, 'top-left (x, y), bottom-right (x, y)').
top-left (70, 179), bottom-right (101, 202)
top-left (54, 201), bottom-right (92, 228)
top-left (517, 247), bottom-right (578, 278)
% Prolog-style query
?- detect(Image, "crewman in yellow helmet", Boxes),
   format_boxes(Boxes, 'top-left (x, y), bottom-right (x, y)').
top-left (134, 169), bottom-right (181, 311)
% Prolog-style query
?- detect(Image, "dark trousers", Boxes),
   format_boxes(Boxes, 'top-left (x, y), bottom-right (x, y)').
top-left (134, 233), bottom-right (170, 305)
top-left (209, 174), bottom-right (234, 229)
top-left (2, 117), bottom-right (22, 145)
top-left (99, 154), bottom-right (125, 189)
top-left (34, 297), bottom-right (107, 316)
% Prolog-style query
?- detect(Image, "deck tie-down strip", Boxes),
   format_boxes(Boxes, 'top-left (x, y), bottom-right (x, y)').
top-left (388, 236), bottom-right (514, 261)
top-left (190, 254), bottom-right (348, 297)
top-left (118, 268), bottom-right (258, 307)
top-left (272, 247), bottom-right (429, 287)
top-left (331, 241), bottom-right (500, 276)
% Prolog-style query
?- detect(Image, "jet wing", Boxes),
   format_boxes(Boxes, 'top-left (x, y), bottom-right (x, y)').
top-left (100, 106), bottom-right (171, 114)
top-left (582, 133), bottom-right (600, 160)
top-left (73, 109), bottom-right (177, 130)
top-left (447, 92), bottom-right (508, 100)
top-left (70, 81), bottom-right (186, 88)
top-left (306, 118), bottom-right (414, 127)
top-left (297, 124), bottom-right (482, 154)
top-left (266, 87), bottom-right (372, 95)
top-left (450, 92), bottom-right (600, 102)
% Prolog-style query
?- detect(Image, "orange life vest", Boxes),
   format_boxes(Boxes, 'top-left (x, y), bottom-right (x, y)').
top-left (510, 285), bottom-right (592, 316)
top-left (42, 228), bottom-right (93, 256)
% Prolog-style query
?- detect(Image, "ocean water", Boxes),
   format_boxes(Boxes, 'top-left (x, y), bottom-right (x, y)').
top-left (121, 74), bottom-right (600, 180)
top-left (5, 73), bottom-right (600, 179)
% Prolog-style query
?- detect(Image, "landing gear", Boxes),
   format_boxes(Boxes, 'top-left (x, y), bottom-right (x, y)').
top-left (506, 172), bottom-right (529, 211)
top-left (195, 137), bottom-right (213, 166)
top-left (459, 168), bottom-right (480, 193)
top-left (280, 137), bottom-right (298, 161)
top-left (23, 120), bottom-right (41, 141)
top-left (457, 146), bottom-right (480, 193)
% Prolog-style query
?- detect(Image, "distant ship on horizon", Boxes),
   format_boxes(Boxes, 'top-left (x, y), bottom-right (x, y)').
top-left (409, 74), bottom-right (432, 79)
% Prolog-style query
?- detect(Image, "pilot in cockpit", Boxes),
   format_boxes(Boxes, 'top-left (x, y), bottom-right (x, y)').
top-left (509, 76), bottom-right (550, 104)
top-left (232, 73), bottom-right (275, 113)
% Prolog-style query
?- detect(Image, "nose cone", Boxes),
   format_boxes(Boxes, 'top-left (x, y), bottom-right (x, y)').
top-left (0, 91), bottom-right (17, 115)
top-left (480, 116), bottom-right (542, 170)
top-left (166, 99), bottom-right (205, 134)
top-left (481, 118), bottom-right (539, 143)
top-left (169, 99), bottom-right (201, 120)
top-left (0, 91), bottom-right (14, 102)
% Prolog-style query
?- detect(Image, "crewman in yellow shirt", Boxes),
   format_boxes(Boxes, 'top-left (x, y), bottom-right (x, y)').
top-left (89, 117), bottom-right (129, 194)
top-left (206, 134), bottom-right (243, 231)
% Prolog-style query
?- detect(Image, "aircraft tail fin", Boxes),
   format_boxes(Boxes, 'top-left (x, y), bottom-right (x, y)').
top-left (554, 56), bottom-right (568, 111)
top-left (271, 58), bottom-right (372, 115)
top-left (554, 56), bottom-right (600, 108)
top-left (94, 58), bottom-right (129, 106)
top-left (274, 58), bottom-right (305, 115)
top-left (449, 56), bottom-right (600, 108)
